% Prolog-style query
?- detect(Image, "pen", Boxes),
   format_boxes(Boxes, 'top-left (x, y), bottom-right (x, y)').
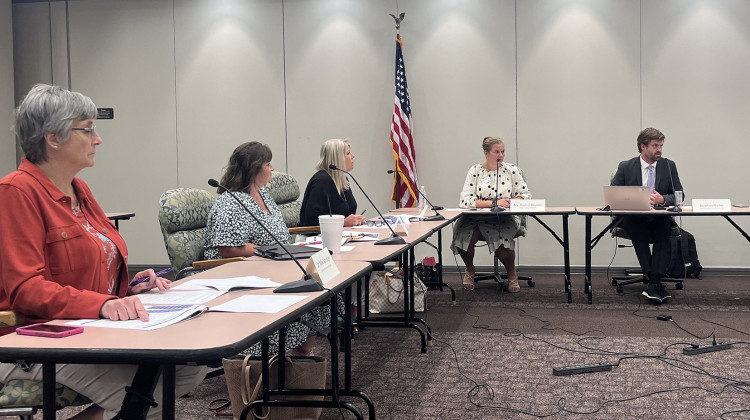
top-left (360, 210), bottom-right (366, 215)
top-left (129, 268), bottom-right (173, 287)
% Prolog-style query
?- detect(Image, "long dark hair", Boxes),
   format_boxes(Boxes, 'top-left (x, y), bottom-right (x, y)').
top-left (219, 141), bottom-right (272, 193)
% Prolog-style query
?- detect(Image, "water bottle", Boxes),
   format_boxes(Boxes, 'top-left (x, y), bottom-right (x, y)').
top-left (418, 186), bottom-right (426, 210)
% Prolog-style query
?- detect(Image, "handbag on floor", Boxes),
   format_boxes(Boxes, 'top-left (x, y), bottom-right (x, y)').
top-left (369, 269), bottom-right (426, 314)
top-left (221, 354), bottom-right (326, 420)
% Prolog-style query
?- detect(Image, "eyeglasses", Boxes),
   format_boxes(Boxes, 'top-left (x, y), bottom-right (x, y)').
top-left (71, 125), bottom-right (97, 136)
top-left (365, 217), bottom-right (397, 227)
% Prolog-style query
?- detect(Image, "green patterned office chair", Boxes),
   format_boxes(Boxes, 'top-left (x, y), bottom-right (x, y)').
top-left (0, 312), bottom-right (91, 419)
top-left (266, 171), bottom-right (303, 228)
top-left (158, 188), bottom-right (216, 279)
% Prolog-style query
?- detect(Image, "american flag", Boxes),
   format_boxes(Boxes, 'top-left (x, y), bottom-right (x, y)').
top-left (390, 36), bottom-right (419, 208)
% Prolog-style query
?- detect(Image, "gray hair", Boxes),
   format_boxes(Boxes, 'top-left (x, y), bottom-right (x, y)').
top-left (15, 83), bottom-right (97, 163)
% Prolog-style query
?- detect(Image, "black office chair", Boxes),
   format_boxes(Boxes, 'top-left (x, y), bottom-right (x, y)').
top-left (473, 214), bottom-right (535, 290)
top-left (610, 221), bottom-right (684, 293)
top-left (473, 167), bottom-right (534, 291)
top-left (473, 248), bottom-right (534, 290)
top-left (608, 170), bottom-right (683, 293)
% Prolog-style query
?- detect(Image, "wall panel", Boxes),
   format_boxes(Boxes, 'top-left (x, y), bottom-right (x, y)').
top-left (642, 0), bottom-right (750, 267)
top-left (517, 0), bottom-right (641, 268)
top-left (174, 0), bottom-right (287, 190)
top-left (67, 0), bottom-right (179, 265)
top-left (1, 0), bottom-right (15, 175)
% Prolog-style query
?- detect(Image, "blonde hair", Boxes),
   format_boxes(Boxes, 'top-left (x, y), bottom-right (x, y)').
top-left (481, 136), bottom-right (504, 152)
top-left (316, 138), bottom-right (351, 195)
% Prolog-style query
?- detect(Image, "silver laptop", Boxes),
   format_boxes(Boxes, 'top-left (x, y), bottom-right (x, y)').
top-left (603, 186), bottom-right (651, 210)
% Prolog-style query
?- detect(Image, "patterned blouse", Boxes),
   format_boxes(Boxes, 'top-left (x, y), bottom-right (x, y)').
top-left (459, 162), bottom-right (531, 208)
top-left (204, 188), bottom-right (289, 260)
top-left (203, 187), bottom-right (330, 357)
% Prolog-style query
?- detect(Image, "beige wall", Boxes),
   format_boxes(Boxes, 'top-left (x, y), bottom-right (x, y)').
top-left (0, 0), bottom-right (15, 175)
top-left (7, 0), bottom-right (750, 271)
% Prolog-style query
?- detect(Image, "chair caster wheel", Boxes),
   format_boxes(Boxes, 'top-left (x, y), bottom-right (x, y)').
top-left (527, 280), bottom-right (535, 287)
top-left (612, 280), bottom-right (618, 286)
top-left (676, 283), bottom-right (684, 290)
top-left (616, 286), bottom-right (624, 294)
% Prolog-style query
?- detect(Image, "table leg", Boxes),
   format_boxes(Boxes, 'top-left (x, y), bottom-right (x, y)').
top-left (585, 215), bottom-right (593, 304)
top-left (563, 214), bottom-right (572, 303)
top-left (162, 365), bottom-right (175, 420)
top-left (42, 363), bottom-right (55, 420)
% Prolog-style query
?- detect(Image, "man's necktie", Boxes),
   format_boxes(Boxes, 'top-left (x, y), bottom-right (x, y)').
top-left (647, 164), bottom-right (655, 193)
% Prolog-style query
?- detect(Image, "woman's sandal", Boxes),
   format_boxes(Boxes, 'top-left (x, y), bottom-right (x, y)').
top-left (462, 270), bottom-right (475, 291)
top-left (507, 276), bottom-right (521, 293)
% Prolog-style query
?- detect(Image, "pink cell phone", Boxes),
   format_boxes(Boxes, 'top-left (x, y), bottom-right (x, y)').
top-left (16, 323), bottom-right (84, 338)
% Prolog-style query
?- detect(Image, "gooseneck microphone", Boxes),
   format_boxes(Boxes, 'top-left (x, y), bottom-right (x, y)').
top-left (330, 165), bottom-right (405, 245)
top-left (207, 179), bottom-right (324, 293)
top-left (491, 158), bottom-right (504, 213)
top-left (414, 188), bottom-right (445, 221)
top-left (662, 157), bottom-right (682, 213)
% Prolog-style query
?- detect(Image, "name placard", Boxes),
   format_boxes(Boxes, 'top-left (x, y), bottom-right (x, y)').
top-left (692, 199), bottom-right (731, 213)
top-left (305, 248), bottom-right (339, 284)
top-left (510, 199), bottom-right (546, 212)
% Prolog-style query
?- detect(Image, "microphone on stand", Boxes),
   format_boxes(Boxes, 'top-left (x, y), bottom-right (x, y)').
top-left (415, 189), bottom-right (446, 221)
top-left (207, 179), bottom-right (324, 293)
top-left (387, 169), bottom-right (402, 209)
top-left (491, 158), bottom-right (504, 213)
top-left (330, 165), bottom-right (405, 245)
top-left (387, 170), bottom-right (445, 218)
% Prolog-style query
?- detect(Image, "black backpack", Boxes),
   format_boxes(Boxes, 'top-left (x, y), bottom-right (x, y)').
top-left (667, 229), bottom-right (702, 278)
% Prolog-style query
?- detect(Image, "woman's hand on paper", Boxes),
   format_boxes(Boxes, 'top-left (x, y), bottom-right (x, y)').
top-left (100, 296), bottom-right (150, 322)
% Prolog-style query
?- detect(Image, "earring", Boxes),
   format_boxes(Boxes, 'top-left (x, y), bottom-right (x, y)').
top-left (52, 145), bottom-right (58, 150)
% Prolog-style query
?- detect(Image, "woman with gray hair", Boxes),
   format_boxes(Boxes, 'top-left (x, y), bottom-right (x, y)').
top-left (299, 138), bottom-right (366, 227)
top-left (0, 84), bottom-right (205, 420)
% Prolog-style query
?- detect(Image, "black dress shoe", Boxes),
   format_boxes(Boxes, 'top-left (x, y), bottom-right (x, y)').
top-left (658, 283), bottom-right (672, 301)
top-left (642, 283), bottom-right (663, 303)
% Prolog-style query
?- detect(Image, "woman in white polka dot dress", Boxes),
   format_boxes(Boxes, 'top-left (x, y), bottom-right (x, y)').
top-left (451, 137), bottom-right (531, 292)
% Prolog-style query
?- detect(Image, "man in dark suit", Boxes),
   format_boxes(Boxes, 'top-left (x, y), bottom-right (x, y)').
top-left (611, 128), bottom-right (683, 303)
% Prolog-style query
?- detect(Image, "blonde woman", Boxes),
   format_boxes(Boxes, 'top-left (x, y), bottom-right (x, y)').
top-left (452, 137), bottom-right (531, 292)
top-left (299, 138), bottom-right (366, 227)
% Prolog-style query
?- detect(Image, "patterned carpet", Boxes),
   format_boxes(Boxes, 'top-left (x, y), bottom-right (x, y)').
top-left (58, 272), bottom-right (750, 419)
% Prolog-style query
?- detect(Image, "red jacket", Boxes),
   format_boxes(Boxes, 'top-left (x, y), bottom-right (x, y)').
top-left (0, 159), bottom-right (129, 334)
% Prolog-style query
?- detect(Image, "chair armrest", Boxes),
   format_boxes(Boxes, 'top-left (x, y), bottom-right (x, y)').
top-left (289, 226), bottom-right (320, 234)
top-left (0, 311), bottom-right (25, 327)
top-left (192, 257), bottom-right (244, 269)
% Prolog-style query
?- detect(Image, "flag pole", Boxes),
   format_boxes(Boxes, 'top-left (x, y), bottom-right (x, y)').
top-left (390, 12), bottom-right (405, 209)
